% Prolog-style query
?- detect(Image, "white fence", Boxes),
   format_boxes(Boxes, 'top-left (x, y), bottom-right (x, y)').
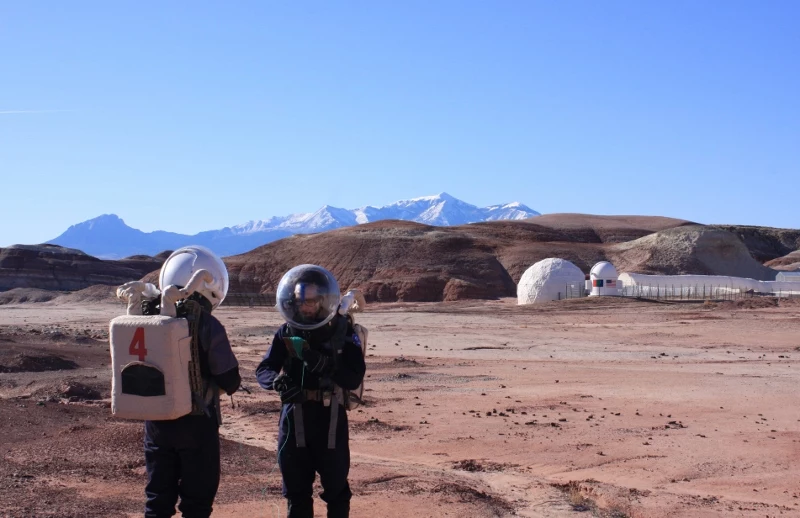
top-left (617, 273), bottom-right (800, 301)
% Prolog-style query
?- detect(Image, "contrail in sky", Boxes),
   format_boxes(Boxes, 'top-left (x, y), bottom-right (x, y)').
top-left (0, 110), bottom-right (74, 114)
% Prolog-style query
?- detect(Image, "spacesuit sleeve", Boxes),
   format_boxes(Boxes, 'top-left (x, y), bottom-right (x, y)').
top-left (207, 317), bottom-right (241, 395)
top-left (256, 329), bottom-right (287, 391)
top-left (330, 327), bottom-right (366, 391)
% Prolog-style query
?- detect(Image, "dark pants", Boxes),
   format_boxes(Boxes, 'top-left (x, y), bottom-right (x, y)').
top-left (278, 402), bottom-right (351, 518)
top-left (144, 414), bottom-right (220, 518)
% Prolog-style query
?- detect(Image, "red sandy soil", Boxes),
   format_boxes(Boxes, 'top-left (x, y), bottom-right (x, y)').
top-left (1, 297), bottom-right (799, 517)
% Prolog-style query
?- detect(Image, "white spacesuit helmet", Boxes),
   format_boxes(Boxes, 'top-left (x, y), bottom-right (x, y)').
top-left (159, 245), bottom-right (229, 310)
top-left (276, 264), bottom-right (340, 330)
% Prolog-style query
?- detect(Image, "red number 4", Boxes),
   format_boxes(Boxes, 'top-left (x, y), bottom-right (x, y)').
top-left (129, 327), bottom-right (147, 361)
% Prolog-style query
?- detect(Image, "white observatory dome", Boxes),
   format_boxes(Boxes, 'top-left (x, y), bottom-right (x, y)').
top-left (589, 261), bottom-right (620, 296)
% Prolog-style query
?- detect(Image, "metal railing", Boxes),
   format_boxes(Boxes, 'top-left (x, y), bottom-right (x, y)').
top-left (559, 283), bottom-right (588, 300)
top-left (556, 282), bottom-right (800, 302)
top-left (619, 284), bottom-right (800, 301)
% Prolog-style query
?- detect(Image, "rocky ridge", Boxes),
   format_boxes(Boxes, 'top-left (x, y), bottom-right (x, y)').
top-left (0, 245), bottom-right (164, 292)
top-left (3, 216), bottom-right (798, 303)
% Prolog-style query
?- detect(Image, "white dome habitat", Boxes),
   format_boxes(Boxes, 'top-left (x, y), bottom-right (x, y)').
top-left (517, 258), bottom-right (585, 304)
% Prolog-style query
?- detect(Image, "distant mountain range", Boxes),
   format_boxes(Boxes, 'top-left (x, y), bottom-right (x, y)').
top-left (47, 193), bottom-right (540, 258)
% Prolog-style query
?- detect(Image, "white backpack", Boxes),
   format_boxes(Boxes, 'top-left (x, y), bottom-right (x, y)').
top-left (338, 289), bottom-right (369, 410)
top-left (109, 315), bottom-right (194, 420)
top-left (110, 277), bottom-right (210, 421)
top-left (345, 321), bottom-right (368, 410)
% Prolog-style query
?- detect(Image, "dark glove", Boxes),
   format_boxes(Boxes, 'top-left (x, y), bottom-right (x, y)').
top-left (302, 348), bottom-right (334, 375)
top-left (273, 372), bottom-right (303, 404)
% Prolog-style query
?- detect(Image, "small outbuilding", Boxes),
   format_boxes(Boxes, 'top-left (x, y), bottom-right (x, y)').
top-left (517, 258), bottom-right (585, 304)
top-left (776, 271), bottom-right (800, 282)
top-left (589, 261), bottom-right (619, 296)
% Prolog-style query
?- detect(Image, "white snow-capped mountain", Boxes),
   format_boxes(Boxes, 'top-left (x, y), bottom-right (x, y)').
top-left (233, 205), bottom-right (360, 234)
top-left (47, 193), bottom-right (539, 258)
top-left (233, 193), bottom-right (538, 234)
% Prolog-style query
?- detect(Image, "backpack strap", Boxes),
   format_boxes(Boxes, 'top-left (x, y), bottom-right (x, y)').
top-left (293, 404), bottom-right (307, 448)
top-left (281, 324), bottom-right (310, 448)
top-left (327, 390), bottom-right (340, 449)
top-left (184, 300), bottom-right (212, 418)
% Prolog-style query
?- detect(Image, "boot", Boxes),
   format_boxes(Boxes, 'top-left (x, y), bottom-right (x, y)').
top-left (327, 500), bottom-right (349, 518)
top-left (287, 497), bottom-right (313, 518)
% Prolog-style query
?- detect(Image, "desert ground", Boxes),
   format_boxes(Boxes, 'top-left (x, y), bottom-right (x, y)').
top-left (1, 296), bottom-right (799, 517)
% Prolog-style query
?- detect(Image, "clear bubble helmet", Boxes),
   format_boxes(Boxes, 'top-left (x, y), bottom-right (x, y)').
top-left (276, 265), bottom-right (341, 330)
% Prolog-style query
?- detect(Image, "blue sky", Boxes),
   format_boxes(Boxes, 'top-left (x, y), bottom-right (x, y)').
top-left (1, 1), bottom-right (798, 246)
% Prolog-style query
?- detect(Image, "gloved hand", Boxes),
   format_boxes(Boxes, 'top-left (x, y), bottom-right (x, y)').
top-left (273, 372), bottom-right (303, 404)
top-left (116, 281), bottom-right (160, 316)
top-left (302, 348), bottom-right (334, 375)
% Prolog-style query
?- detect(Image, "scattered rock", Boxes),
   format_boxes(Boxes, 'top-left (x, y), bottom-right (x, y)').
top-left (0, 354), bottom-right (79, 373)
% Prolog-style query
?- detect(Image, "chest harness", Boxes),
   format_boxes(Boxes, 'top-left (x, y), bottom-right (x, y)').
top-left (283, 316), bottom-right (349, 449)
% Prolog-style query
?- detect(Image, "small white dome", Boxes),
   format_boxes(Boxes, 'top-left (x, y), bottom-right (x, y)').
top-left (517, 258), bottom-right (585, 304)
top-left (590, 261), bottom-right (618, 279)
